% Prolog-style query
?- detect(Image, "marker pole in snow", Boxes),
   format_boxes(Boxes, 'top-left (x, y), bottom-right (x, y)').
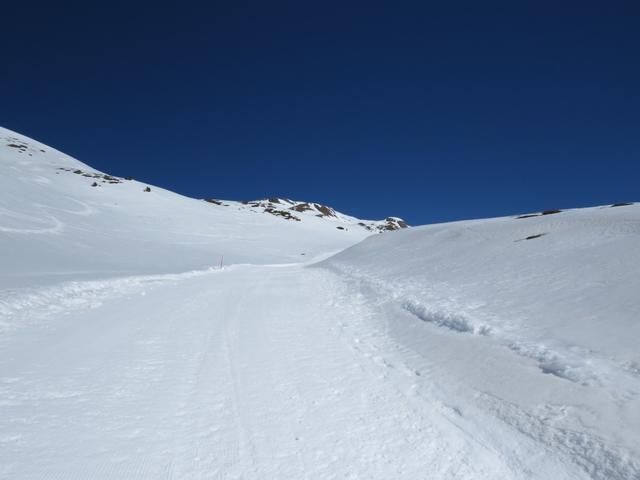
top-left (219, 255), bottom-right (224, 270)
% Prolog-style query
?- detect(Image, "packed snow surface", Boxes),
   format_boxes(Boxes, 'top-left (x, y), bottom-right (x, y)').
top-left (1, 127), bottom-right (639, 479)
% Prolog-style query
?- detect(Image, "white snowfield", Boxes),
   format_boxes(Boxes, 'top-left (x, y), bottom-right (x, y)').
top-left (0, 127), bottom-right (393, 289)
top-left (1, 127), bottom-right (639, 479)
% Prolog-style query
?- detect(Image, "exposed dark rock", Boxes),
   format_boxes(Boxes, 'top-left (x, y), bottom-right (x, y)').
top-left (516, 233), bottom-right (547, 242)
top-left (263, 207), bottom-right (300, 221)
top-left (59, 167), bottom-right (124, 184)
top-left (525, 233), bottom-right (546, 240)
top-left (516, 209), bottom-right (563, 219)
top-left (386, 217), bottom-right (408, 229)
top-left (376, 217), bottom-right (409, 232)
top-left (236, 197), bottom-right (407, 231)
top-left (315, 204), bottom-right (336, 217)
top-left (291, 203), bottom-right (313, 213)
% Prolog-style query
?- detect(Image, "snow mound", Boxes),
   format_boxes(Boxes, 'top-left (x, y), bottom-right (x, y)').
top-left (321, 203), bottom-right (640, 382)
top-left (319, 203), bottom-right (640, 477)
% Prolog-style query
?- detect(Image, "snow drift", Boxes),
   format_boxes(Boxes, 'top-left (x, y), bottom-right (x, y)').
top-left (319, 204), bottom-right (640, 478)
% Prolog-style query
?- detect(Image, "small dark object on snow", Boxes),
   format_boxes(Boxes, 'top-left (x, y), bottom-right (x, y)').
top-left (525, 233), bottom-right (546, 240)
top-left (91, 182), bottom-right (98, 187)
top-left (611, 202), bottom-right (633, 207)
top-left (336, 226), bottom-right (345, 230)
top-left (73, 170), bottom-right (82, 174)
top-left (517, 209), bottom-right (562, 219)
top-left (144, 186), bottom-right (151, 192)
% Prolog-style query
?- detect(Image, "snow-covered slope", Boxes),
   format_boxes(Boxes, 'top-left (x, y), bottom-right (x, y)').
top-left (321, 204), bottom-right (640, 373)
top-left (228, 197), bottom-right (408, 232)
top-left (320, 204), bottom-right (640, 477)
top-left (0, 127), bottom-right (404, 288)
top-left (2, 125), bottom-right (639, 479)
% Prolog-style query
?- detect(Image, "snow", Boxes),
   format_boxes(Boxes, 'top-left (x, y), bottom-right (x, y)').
top-left (320, 204), bottom-right (640, 478)
top-left (1, 126), bottom-right (639, 478)
top-left (0, 127), bottom-right (388, 288)
top-left (1, 265), bottom-right (518, 479)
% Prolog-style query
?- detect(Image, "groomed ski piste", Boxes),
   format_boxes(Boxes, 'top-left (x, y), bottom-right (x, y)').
top-left (1, 126), bottom-right (639, 479)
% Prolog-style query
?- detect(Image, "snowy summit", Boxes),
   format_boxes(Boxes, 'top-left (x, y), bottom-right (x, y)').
top-left (1, 127), bottom-right (639, 479)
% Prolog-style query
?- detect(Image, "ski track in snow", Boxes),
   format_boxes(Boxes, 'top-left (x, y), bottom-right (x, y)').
top-left (322, 263), bottom-right (640, 393)
top-left (1, 264), bottom-right (638, 479)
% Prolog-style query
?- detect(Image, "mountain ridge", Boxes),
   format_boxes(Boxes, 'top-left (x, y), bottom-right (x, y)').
top-left (0, 126), bottom-right (405, 287)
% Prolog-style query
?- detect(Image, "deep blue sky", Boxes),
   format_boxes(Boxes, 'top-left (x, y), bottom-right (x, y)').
top-left (2, 2), bottom-right (639, 225)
